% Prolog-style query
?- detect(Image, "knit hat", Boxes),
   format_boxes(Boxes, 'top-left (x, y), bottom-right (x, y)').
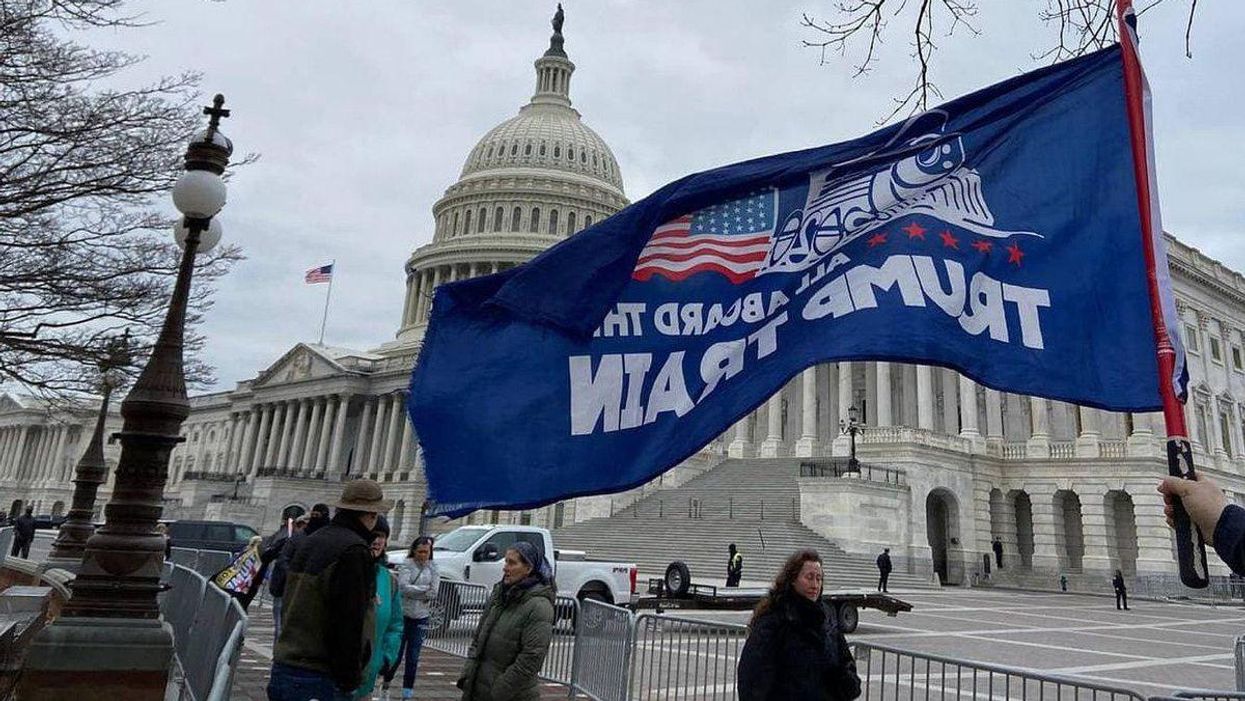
top-left (372, 514), bottom-right (391, 537)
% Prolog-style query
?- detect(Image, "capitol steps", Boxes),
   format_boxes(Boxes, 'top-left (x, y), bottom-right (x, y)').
top-left (554, 457), bottom-right (937, 591)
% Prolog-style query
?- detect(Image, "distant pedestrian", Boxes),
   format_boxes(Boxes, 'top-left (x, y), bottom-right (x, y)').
top-left (353, 516), bottom-right (403, 701)
top-left (156, 522), bottom-right (172, 561)
top-left (876, 548), bottom-right (892, 593)
top-left (1060, 574), bottom-right (1068, 592)
top-left (737, 549), bottom-right (860, 701)
top-left (267, 481), bottom-right (392, 701)
top-left (269, 506), bottom-right (326, 642)
top-left (1113, 569), bottom-right (1129, 610)
top-left (456, 541), bottom-right (555, 701)
top-left (992, 537), bottom-right (1004, 569)
top-left (389, 535), bottom-right (439, 699)
top-left (10, 507), bottom-right (34, 559)
top-left (726, 543), bottom-right (744, 587)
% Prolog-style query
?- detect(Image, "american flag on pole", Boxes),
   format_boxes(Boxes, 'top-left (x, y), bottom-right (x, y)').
top-left (631, 189), bottom-right (776, 285)
top-left (305, 263), bottom-right (334, 284)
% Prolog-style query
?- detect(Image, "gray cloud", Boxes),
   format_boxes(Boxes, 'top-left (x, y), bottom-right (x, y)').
top-left (84, 1), bottom-right (1245, 390)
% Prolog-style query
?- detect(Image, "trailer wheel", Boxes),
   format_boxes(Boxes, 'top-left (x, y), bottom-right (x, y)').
top-left (664, 561), bottom-right (691, 598)
top-left (836, 603), bottom-right (859, 634)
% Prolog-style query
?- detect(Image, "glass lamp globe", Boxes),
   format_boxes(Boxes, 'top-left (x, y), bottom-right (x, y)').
top-left (172, 170), bottom-right (227, 218)
top-left (173, 217), bottom-right (223, 253)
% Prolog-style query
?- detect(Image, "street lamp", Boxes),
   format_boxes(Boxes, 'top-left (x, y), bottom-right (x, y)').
top-left (47, 330), bottom-right (133, 565)
top-left (839, 405), bottom-right (863, 473)
top-left (61, 94), bottom-right (232, 620)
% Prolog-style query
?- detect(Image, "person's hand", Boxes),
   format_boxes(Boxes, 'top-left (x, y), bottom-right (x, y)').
top-left (1158, 474), bottom-right (1230, 545)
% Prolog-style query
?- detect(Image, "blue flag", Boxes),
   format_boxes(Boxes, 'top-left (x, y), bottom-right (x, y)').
top-left (410, 46), bottom-right (1186, 518)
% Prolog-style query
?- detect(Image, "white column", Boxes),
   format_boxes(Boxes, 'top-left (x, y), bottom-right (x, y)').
top-left (986, 390), bottom-right (1004, 442)
top-left (277, 400), bottom-right (300, 467)
top-left (917, 365), bottom-right (935, 431)
top-left (367, 395), bottom-right (390, 474)
top-left (795, 366), bottom-right (820, 457)
top-left (190, 423), bottom-right (209, 475)
top-left (1076, 405), bottom-right (1102, 457)
top-left (942, 370), bottom-right (960, 435)
top-left (353, 397), bottom-right (376, 474)
top-left (240, 408), bottom-right (260, 473)
top-left (49, 425), bottom-right (69, 482)
top-left (260, 403), bottom-right (279, 466)
top-left (30, 427), bottom-right (49, 481)
top-left (290, 399), bottom-right (311, 470)
top-left (727, 414), bottom-right (753, 458)
top-left (833, 362), bottom-right (853, 455)
top-left (301, 397), bottom-right (325, 470)
top-left (759, 390), bottom-right (784, 458)
top-left (382, 393), bottom-right (403, 474)
top-left (315, 397), bottom-right (336, 472)
top-left (399, 404), bottom-right (415, 475)
top-left (1028, 397), bottom-right (1051, 457)
top-left (876, 362), bottom-right (893, 426)
top-left (10, 426), bottom-right (29, 480)
top-left (0, 428), bottom-right (12, 478)
top-left (959, 375), bottom-right (981, 449)
top-left (1127, 411), bottom-right (1156, 456)
top-left (329, 394), bottom-right (352, 474)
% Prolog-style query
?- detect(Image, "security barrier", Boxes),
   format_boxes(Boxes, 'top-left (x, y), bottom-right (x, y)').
top-left (162, 561), bottom-right (248, 701)
top-left (628, 613), bottom-right (747, 700)
top-left (572, 598), bottom-right (635, 701)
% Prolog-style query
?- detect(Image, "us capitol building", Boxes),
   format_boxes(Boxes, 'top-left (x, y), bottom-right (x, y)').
top-left (3, 12), bottom-right (1244, 586)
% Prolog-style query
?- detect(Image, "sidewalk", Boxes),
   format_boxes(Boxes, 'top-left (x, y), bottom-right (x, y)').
top-left (233, 601), bottom-right (583, 700)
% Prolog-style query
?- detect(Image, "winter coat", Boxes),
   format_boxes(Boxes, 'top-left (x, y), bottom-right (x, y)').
top-left (273, 513), bottom-right (377, 693)
top-left (1112, 573), bottom-right (1127, 593)
top-left (737, 594), bottom-right (861, 701)
top-left (398, 558), bottom-right (441, 620)
top-left (13, 514), bottom-right (34, 543)
top-left (458, 579), bottom-right (556, 701)
top-left (353, 563), bottom-right (404, 700)
top-left (876, 553), bottom-right (892, 574)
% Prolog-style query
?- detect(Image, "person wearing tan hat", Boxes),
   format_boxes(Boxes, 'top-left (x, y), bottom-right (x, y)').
top-left (268, 479), bottom-right (393, 701)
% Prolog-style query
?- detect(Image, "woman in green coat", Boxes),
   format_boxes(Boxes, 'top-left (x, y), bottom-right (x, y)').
top-left (353, 516), bottom-right (403, 700)
top-left (457, 541), bottom-right (556, 701)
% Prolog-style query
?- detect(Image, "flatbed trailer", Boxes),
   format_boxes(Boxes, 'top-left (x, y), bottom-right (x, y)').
top-left (633, 569), bottom-right (913, 634)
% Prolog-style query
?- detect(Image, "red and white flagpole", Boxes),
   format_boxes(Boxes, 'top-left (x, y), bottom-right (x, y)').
top-left (1117, 0), bottom-right (1208, 588)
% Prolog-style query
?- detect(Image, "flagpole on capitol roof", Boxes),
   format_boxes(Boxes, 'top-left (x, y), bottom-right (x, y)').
top-left (1116, 0), bottom-right (1209, 588)
top-left (318, 259), bottom-right (335, 346)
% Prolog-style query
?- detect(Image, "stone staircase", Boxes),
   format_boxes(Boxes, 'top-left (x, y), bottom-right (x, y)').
top-left (554, 458), bottom-right (936, 591)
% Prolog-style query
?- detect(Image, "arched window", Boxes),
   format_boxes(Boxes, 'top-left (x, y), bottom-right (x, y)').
top-left (568, 146), bottom-right (575, 161)
top-left (510, 143), bottom-right (518, 156)
top-left (463, 209), bottom-right (472, 235)
top-left (584, 215), bottom-right (593, 228)
top-left (567, 211), bottom-right (577, 233)
top-left (581, 151), bottom-right (587, 164)
top-left (554, 145), bottom-right (561, 158)
top-left (540, 142), bottom-right (547, 156)
top-left (524, 142), bottom-right (532, 155)
top-left (487, 145), bottom-right (494, 158)
top-left (477, 208), bottom-right (486, 233)
top-left (592, 152), bottom-right (598, 166)
top-left (493, 206), bottom-right (503, 232)
top-left (530, 207), bottom-right (541, 233)
top-left (548, 209), bottom-right (559, 235)
top-left (511, 206), bottom-right (522, 231)
top-left (452, 211), bottom-right (459, 235)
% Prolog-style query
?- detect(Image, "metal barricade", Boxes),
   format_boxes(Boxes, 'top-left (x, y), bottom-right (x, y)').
top-left (170, 546), bottom-right (200, 568)
top-left (194, 550), bottom-right (232, 580)
top-left (164, 563), bottom-right (247, 701)
top-left (423, 580), bottom-right (493, 658)
top-left (571, 598), bottom-right (635, 701)
top-left (628, 613), bottom-right (748, 701)
top-left (542, 593), bottom-right (579, 685)
top-left (851, 641), bottom-right (1147, 701)
top-left (1237, 634), bottom-right (1245, 691)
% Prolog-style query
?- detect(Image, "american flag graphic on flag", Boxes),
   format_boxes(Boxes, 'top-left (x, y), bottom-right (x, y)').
top-left (305, 263), bottom-right (334, 284)
top-left (631, 189), bottom-right (776, 284)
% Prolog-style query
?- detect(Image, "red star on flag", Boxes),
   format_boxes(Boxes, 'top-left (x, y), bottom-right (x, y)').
top-left (971, 240), bottom-right (992, 253)
top-left (1007, 241), bottom-right (1024, 266)
top-left (867, 232), bottom-right (887, 247)
top-left (939, 230), bottom-right (959, 249)
top-left (902, 222), bottom-right (926, 239)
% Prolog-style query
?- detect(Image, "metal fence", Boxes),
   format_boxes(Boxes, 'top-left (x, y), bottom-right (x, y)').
top-left (1132, 573), bottom-right (1245, 601)
top-left (160, 562), bottom-right (248, 701)
top-left (629, 613), bottom-right (748, 700)
top-left (169, 546), bottom-right (233, 581)
top-left (573, 598), bottom-right (635, 701)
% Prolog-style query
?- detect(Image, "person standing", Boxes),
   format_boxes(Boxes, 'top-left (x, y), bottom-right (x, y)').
top-left (737, 549), bottom-right (860, 700)
top-left (10, 507), bottom-right (34, 558)
top-left (267, 481), bottom-right (392, 701)
top-left (270, 507), bottom-right (326, 642)
top-left (876, 548), bottom-right (892, 593)
top-left (726, 543), bottom-right (743, 587)
top-left (992, 537), bottom-right (1004, 569)
top-left (390, 535), bottom-right (439, 699)
top-left (353, 516), bottom-right (403, 701)
top-left (1112, 570), bottom-right (1129, 610)
top-left (457, 541), bottom-right (555, 701)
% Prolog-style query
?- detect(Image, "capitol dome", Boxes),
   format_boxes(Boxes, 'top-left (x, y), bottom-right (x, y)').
top-left (388, 6), bottom-right (629, 347)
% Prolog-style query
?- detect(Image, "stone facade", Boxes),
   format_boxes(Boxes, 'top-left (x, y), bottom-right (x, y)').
top-left (2, 16), bottom-right (1243, 587)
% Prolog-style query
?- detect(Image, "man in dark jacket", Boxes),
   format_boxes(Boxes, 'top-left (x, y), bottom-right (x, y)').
top-left (10, 507), bottom-right (35, 558)
top-left (267, 483), bottom-right (391, 701)
top-left (992, 537), bottom-right (1004, 569)
top-left (268, 504), bottom-right (328, 642)
top-left (876, 548), bottom-right (892, 593)
top-left (726, 543), bottom-right (743, 587)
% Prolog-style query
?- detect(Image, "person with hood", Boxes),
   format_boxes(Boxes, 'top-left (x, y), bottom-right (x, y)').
top-left (388, 535), bottom-right (439, 699)
top-left (737, 549), bottom-right (860, 701)
top-left (270, 505), bottom-right (328, 641)
top-left (1112, 569), bottom-right (1129, 610)
top-left (456, 541), bottom-right (556, 701)
top-left (353, 516), bottom-right (403, 701)
top-left (267, 481), bottom-right (391, 701)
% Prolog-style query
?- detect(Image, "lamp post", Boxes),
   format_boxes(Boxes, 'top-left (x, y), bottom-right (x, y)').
top-left (839, 405), bottom-right (863, 473)
top-left (46, 331), bottom-right (133, 566)
top-left (21, 96), bottom-right (232, 701)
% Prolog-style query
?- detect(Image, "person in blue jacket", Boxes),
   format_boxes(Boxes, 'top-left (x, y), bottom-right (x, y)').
top-left (1160, 474), bottom-right (1245, 574)
top-left (353, 515), bottom-right (403, 701)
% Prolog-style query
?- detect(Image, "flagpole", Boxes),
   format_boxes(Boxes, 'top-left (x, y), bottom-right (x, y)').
top-left (1117, 0), bottom-right (1208, 588)
top-left (318, 260), bottom-right (334, 345)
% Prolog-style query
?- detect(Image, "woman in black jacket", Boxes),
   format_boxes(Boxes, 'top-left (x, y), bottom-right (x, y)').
top-left (737, 549), bottom-right (861, 701)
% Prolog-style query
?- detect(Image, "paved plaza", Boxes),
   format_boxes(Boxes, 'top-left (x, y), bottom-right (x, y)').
top-left (231, 587), bottom-right (1244, 698)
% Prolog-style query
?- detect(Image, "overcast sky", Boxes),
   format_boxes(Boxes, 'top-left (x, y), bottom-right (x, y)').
top-left (83, 1), bottom-right (1244, 392)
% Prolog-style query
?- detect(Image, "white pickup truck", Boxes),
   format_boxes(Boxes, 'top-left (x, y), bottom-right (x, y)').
top-left (392, 524), bottom-right (637, 606)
